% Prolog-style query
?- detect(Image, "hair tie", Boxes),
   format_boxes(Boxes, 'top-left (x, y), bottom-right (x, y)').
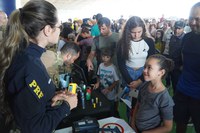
top-left (19, 8), bottom-right (23, 22)
top-left (19, 8), bottom-right (23, 14)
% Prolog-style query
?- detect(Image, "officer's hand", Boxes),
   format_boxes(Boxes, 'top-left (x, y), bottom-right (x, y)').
top-left (51, 93), bottom-right (68, 107)
top-left (55, 90), bottom-right (66, 95)
top-left (64, 93), bottom-right (78, 110)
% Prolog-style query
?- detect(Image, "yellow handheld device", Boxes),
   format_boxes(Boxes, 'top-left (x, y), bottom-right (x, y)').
top-left (68, 83), bottom-right (77, 94)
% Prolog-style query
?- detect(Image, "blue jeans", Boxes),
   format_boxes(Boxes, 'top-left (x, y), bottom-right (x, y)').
top-left (121, 65), bottom-right (144, 89)
top-left (126, 65), bottom-right (144, 81)
top-left (121, 65), bottom-right (144, 122)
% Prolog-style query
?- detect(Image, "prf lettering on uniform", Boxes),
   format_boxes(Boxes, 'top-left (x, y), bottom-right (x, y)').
top-left (29, 80), bottom-right (44, 99)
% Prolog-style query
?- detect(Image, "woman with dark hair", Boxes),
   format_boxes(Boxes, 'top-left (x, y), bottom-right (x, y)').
top-left (117, 16), bottom-right (155, 122)
top-left (0, 1), bottom-right (77, 133)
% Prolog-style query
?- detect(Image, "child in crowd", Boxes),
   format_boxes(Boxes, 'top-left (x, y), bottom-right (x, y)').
top-left (93, 48), bottom-right (119, 116)
top-left (155, 29), bottom-right (164, 54)
top-left (131, 54), bottom-right (174, 133)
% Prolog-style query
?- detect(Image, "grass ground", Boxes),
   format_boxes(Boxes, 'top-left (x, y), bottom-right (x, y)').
top-left (117, 82), bottom-right (196, 133)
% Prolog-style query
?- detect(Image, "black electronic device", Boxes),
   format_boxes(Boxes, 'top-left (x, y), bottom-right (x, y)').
top-left (71, 63), bottom-right (88, 85)
top-left (72, 117), bottom-right (99, 133)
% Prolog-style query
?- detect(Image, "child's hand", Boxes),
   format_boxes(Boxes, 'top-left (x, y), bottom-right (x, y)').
top-left (101, 88), bottom-right (110, 94)
top-left (93, 83), bottom-right (99, 89)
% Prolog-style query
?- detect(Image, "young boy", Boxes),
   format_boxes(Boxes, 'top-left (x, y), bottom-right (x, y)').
top-left (93, 48), bottom-right (119, 116)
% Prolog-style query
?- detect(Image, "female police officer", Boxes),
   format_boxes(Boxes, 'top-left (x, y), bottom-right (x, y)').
top-left (0, 1), bottom-right (78, 133)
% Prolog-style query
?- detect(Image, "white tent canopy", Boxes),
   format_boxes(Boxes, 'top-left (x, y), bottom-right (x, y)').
top-left (19, 0), bottom-right (199, 22)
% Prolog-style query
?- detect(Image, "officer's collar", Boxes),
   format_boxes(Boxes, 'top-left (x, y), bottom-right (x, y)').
top-left (28, 42), bottom-right (46, 58)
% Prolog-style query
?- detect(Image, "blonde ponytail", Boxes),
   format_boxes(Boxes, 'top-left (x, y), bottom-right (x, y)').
top-left (0, 9), bottom-right (29, 123)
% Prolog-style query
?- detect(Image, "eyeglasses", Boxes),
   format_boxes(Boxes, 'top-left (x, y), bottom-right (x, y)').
top-left (55, 24), bottom-right (63, 31)
top-left (40, 24), bottom-right (63, 31)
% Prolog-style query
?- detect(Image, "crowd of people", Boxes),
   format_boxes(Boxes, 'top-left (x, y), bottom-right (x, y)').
top-left (0, 0), bottom-right (200, 133)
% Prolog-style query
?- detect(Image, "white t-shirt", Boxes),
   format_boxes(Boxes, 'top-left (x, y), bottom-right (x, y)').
top-left (97, 63), bottom-right (119, 100)
top-left (126, 39), bottom-right (149, 68)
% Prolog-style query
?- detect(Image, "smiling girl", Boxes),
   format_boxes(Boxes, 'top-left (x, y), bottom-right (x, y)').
top-left (131, 54), bottom-right (174, 133)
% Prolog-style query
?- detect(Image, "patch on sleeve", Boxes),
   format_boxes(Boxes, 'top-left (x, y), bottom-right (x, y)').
top-left (26, 76), bottom-right (44, 101)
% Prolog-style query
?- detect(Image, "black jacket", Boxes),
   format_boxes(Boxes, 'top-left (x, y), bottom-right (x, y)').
top-left (169, 33), bottom-right (185, 68)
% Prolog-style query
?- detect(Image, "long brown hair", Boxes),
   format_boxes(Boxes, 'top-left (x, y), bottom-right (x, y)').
top-left (117, 16), bottom-right (149, 61)
top-left (0, 0), bottom-right (58, 123)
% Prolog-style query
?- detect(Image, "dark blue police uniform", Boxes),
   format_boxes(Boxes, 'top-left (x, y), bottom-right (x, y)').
top-left (168, 33), bottom-right (185, 91)
top-left (4, 43), bottom-right (70, 133)
top-left (174, 32), bottom-right (200, 132)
